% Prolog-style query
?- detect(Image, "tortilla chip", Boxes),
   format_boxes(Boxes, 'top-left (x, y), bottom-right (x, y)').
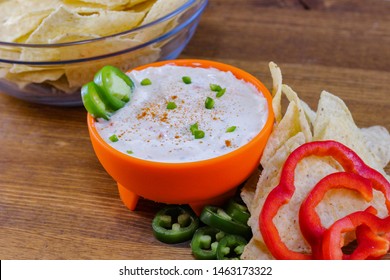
top-left (275, 156), bottom-right (341, 253)
top-left (313, 91), bottom-right (385, 173)
top-left (135, 0), bottom-right (187, 41)
top-left (11, 6), bottom-right (146, 73)
top-left (140, 0), bottom-right (187, 25)
top-left (248, 132), bottom-right (306, 223)
top-left (242, 132), bottom-right (306, 259)
top-left (0, 0), bottom-right (186, 95)
top-left (281, 84), bottom-right (312, 142)
top-left (360, 126), bottom-right (390, 169)
top-left (241, 238), bottom-right (274, 260)
top-left (269, 62), bottom-right (283, 122)
top-left (46, 75), bottom-right (79, 94)
top-left (65, 0), bottom-right (130, 8)
top-left (300, 99), bottom-right (316, 125)
top-left (64, 41), bottom-right (160, 88)
top-left (0, 46), bottom-right (21, 61)
top-left (0, 68), bottom-right (8, 79)
top-left (241, 168), bottom-right (261, 209)
top-left (127, 0), bottom-right (155, 12)
top-left (48, 33), bottom-right (100, 44)
top-left (5, 69), bottom-right (64, 84)
top-left (17, 0), bottom-right (61, 12)
top-left (9, 34), bottom-right (100, 75)
top-left (26, 6), bottom-right (145, 44)
top-left (0, 9), bottom-right (53, 43)
top-left (260, 101), bottom-right (306, 168)
top-left (0, 0), bottom-right (60, 21)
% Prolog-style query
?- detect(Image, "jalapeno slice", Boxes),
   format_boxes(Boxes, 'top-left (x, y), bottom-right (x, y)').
top-left (216, 234), bottom-right (248, 260)
top-left (152, 206), bottom-right (199, 244)
top-left (94, 65), bottom-right (134, 110)
top-left (225, 199), bottom-right (250, 225)
top-left (81, 81), bottom-right (111, 120)
top-left (199, 206), bottom-right (252, 239)
top-left (190, 226), bottom-right (225, 260)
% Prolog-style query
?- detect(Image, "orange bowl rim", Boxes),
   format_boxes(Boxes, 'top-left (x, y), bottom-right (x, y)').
top-left (87, 59), bottom-right (274, 168)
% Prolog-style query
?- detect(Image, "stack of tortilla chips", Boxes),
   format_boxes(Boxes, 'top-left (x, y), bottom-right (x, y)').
top-left (241, 62), bottom-right (390, 259)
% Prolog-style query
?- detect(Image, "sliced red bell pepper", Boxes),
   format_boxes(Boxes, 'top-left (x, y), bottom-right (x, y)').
top-left (259, 140), bottom-right (390, 260)
top-left (352, 224), bottom-right (389, 260)
top-left (299, 172), bottom-right (374, 259)
top-left (321, 211), bottom-right (390, 260)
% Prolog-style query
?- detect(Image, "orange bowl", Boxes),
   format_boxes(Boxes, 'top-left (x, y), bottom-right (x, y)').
top-left (87, 59), bottom-right (274, 214)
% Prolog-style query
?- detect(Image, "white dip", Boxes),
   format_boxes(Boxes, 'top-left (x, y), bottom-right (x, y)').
top-left (95, 65), bottom-right (269, 163)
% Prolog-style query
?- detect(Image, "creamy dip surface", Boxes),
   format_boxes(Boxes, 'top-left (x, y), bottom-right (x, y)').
top-left (95, 65), bottom-right (269, 163)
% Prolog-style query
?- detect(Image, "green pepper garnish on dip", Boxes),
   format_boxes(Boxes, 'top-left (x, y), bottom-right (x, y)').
top-left (194, 130), bottom-right (205, 139)
top-left (190, 123), bottom-right (199, 135)
top-left (182, 76), bottom-right (192, 84)
top-left (216, 88), bottom-right (226, 98)
top-left (109, 134), bottom-right (119, 142)
top-left (167, 101), bottom-right (177, 110)
top-left (210, 83), bottom-right (226, 98)
top-left (210, 84), bottom-right (222, 92)
top-left (205, 97), bottom-right (215, 109)
top-left (140, 78), bottom-right (152, 86)
top-left (190, 123), bottom-right (205, 139)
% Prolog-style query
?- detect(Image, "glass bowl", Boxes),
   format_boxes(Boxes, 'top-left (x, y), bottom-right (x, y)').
top-left (0, 0), bottom-right (208, 106)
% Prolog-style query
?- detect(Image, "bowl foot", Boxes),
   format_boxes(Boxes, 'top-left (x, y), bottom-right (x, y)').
top-left (117, 183), bottom-right (139, 211)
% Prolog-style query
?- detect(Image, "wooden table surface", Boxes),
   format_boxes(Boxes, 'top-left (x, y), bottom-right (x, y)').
top-left (1, 0), bottom-right (389, 260)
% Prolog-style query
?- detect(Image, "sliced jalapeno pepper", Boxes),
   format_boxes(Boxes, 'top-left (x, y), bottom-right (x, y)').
top-left (199, 206), bottom-right (252, 239)
top-left (190, 226), bottom-right (225, 260)
top-left (81, 81), bottom-right (111, 120)
top-left (152, 205), bottom-right (199, 244)
top-left (216, 234), bottom-right (248, 260)
top-left (225, 199), bottom-right (250, 225)
top-left (94, 65), bottom-right (134, 110)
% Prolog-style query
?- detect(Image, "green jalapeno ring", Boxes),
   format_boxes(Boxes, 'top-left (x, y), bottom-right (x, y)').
top-left (152, 205), bottom-right (199, 244)
top-left (190, 226), bottom-right (225, 260)
top-left (199, 206), bottom-right (252, 239)
top-left (225, 199), bottom-right (250, 225)
top-left (81, 81), bottom-right (111, 120)
top-left (94, 65), bottom-right (134, 110)
top-left (216, 234), bottom-right (248, 260)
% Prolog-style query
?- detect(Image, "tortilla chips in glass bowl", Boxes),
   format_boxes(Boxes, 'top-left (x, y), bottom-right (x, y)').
top-left (0, 0), bottom-right (208, 106)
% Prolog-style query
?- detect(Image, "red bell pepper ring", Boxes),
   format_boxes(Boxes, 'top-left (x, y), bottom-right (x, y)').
top-left (350, 205), bottom-right (388, 260)
top-left (299, 172), bottom-right (374, 259)
top-left (352, 224), bottom-right (389, 260)
top-left (321, 211), bottom-right (390, 260)
top-left (259, 140), bottom-right (390, 260)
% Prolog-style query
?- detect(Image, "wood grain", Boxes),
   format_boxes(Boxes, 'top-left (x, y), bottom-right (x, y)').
top-left (0, 0), bottom-right (389, 260)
